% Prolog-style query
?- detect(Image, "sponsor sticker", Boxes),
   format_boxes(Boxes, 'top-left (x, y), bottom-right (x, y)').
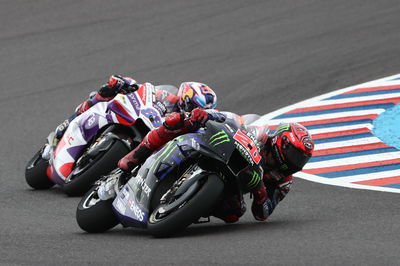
top-left (128, 199), bottom-right (145, 221)
top-left (233, 130), bottom-right (262, 164)
top-left (115, 198), bottom-right (126, 215)
top-left (209, 130), bottom-right (230, 146)
top-left (127, 93), bottom-right (141, 116)
top-left (135, 174), bottom-right (151, 197)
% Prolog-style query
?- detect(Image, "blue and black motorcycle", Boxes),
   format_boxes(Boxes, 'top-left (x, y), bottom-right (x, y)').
top-left (76, 113), bottom-right (263, 237)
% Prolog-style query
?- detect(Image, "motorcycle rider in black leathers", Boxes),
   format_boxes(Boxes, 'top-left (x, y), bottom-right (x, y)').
top-left (116, 109), bottom-right (314, 222)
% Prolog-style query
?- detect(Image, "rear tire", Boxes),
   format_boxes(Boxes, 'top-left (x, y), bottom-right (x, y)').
top-left (148, 174), bottom-right (224, 237)
top-left (62, 140), bottom-right (129, 197)
top-left (76, 186), bottom-right (119, 233)
top-left (25, 149), bottom-right (54, 190)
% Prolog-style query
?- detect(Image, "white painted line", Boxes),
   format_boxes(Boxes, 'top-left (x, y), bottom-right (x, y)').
top-left (314, 136), bottom-right (382, 150)
top-left (295, 92), bottom-right (400, 108)
top-left (252, 73), bottom-right (400, 126)
top-left (308, 124), bottom-right (373, 135)
top-left (295, 172), bottom-right (400, 193)
top-left (304, 151), bottom-right (400, 169)
top-left (334, 169), bottom-right (400, 183)
top-left (263, 109), bottom-right (385, 126)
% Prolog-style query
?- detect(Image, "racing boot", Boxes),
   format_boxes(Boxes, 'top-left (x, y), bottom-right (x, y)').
top-left (117, 128), bottom-right (166, 172)
top-left (251, 182), bottom-right (269, 221)
top-left (252, 181), bottom-right (267, 204)
top-left (97, 168), bottom-right (130, 201)
top-left (53, 110), bottom-right (80, 144)
top-left (43, 117), bottom-right (74, 160)
top-left (41, 132), bottom-right (57, 160)
top-left (118, 142), bottom-right (154, 172)
top-left (54, 118), bottom-right (71, 140)
top-left (97, 140), bottom-right (154, 201)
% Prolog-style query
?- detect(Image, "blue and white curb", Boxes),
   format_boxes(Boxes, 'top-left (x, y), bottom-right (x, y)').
top-left (253, 73), bottom-right (400, 193)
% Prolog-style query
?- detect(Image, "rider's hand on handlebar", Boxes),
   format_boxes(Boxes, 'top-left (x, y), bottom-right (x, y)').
top-left (99, 75), bottom-right (138, 97)
top-left (189, 108), bottom-right (209, 125)
top-left (188, 108), bottom-right (226, 126)
top-left (118, 76), bottom-right (139, 93)
top-left (107, 75), bottom-right (126, 91)
top-left (122, 83), bottom-right (139, 93)
top-left (98, 75), bottom-right (125, 97)
top-left (98, 84), bottom-right (118, 98)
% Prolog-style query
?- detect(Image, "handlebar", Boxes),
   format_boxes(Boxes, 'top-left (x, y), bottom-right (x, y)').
top-left (118, 84), bottom-right (139, 94)
top-left (184, 110), bottom-right (226, 126)
top-left (207, 111), bottom-right (226, 123)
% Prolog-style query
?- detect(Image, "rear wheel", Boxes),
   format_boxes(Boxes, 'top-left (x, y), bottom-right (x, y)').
top-left (25, 148), bottom-right (54, 190)
top-left (76, 186), bottom-right (119, 233)
top-left (62, 140), bottom-right (130, 197)
top-left (148, 174), bottom-right (224, 237)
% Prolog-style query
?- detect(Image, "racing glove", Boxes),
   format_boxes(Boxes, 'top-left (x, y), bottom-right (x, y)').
top-left (99, 75), bottom-right (138, 97)
top-left (251, 198), bottom-right (273, 221)
top-left (189, 108), bottom-right (209, 125)
top-left (251, 177), bottom-right (291, 221)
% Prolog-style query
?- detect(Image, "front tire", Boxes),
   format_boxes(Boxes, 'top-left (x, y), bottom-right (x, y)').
top-left (148, 174), bottom-right (224, 237)
top-left (62, 140), bottom-right (129, 197)
top-left (25, 149), bottom-right (54, 190)
top-left (76, 186), bottom-right (119, 233)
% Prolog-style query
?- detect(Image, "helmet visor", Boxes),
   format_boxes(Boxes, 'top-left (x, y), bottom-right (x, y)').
top-left (282, 142), bottom-right (311, 174)
top-left (182, 98), bottom-right (196, 112)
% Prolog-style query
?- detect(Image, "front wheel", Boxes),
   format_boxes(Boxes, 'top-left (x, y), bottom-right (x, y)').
top-left (25, 148), bottom-right (54, 190)
top-left (62, 140), bottom-right (130, 197)
top-left (76, 186), bottom-right (119, 233)
top-left (147, 174), bottom-right (224, 237)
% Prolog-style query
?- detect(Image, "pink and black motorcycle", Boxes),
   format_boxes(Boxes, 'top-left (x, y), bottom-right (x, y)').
top-left (25, 84), bottom-right (177, 196)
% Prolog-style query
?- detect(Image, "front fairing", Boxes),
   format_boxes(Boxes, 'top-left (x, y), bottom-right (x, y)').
top-left (111, 138), bottom-right (192, 228)
top-left (49, 85), bottom-right (163, 185)
top-left (107, 84), bottom-right (164, 129)
top-left (49, 102), bottom-right (110, 184)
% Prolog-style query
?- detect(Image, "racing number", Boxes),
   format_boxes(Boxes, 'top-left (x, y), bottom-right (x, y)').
top-left (141, 108), bottom-right (162, 127)
top-left (233, 130), bottom-right (262, 164)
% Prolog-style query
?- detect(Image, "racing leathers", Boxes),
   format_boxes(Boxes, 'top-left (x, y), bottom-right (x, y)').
top-left (212, 115), bottom-right (293, 223)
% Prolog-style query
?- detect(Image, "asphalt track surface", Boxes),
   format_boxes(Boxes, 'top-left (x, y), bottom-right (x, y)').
top-left (1, 1), bottom-right (400, 265)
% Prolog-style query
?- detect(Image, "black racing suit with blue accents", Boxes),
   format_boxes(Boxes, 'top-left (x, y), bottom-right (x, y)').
top-left (213, 115), bottom-right (294, 223)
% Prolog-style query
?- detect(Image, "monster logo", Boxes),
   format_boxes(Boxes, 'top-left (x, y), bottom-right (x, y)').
top-left (209, 130), bottom-right (230, 147)
top-left (275, 123), bottom-right (291, 135)
top-left (247, 170), bottom-right (261, 190)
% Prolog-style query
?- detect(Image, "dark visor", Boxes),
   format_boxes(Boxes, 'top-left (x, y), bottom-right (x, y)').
top-left (184, 98), bottom-right (196, 111)
top-left (281, 142), bottom-right (311, 175)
